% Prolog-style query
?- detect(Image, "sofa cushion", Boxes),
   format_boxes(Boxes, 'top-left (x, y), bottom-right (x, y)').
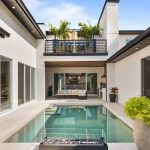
top-left (71, 90), bottom-right (78, 95)
top-left (63, 90), bottom-right (68, 95)
top-left (68, 89), bottom-right (72, 94)
top-left (58, 90), bottom-right (64, 94)
top-left (57, 89), bottom-right (86, 96)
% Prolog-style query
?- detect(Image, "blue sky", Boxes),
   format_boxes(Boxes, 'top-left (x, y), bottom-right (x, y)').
top-left (23, 0), bottom-right (150, 30)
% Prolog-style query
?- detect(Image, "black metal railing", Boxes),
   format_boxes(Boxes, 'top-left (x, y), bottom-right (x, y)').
top-left (44, 39), bottom-right (107, 55)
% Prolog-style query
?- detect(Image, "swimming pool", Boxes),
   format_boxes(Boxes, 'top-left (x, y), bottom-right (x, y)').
top-left (5, 106), bottom-right (133, 143)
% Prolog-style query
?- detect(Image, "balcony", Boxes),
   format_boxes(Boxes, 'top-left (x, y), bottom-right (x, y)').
top-left (44, 39), bottom-right (107, 56)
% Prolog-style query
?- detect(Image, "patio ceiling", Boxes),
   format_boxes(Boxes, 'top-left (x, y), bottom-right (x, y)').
top-left (1, 0), bottom-right (45, 39)
top-left (45, 61), bottom-right (105, 67)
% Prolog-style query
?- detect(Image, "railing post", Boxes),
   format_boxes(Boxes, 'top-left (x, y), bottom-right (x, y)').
top-left (53, 39), bottom-right (57, 53)
top-left (105, 39), bottom-right (107, 53)
top-left (45, 40), bottom-right (46, 54)
top-left (93, 39), bottom-right (96, 53)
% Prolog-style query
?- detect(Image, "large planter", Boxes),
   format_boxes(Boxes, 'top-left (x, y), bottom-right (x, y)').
top-left (109, 93), bottom-right (117, 102)
top-left (133, 120), bottom-right (150, 150)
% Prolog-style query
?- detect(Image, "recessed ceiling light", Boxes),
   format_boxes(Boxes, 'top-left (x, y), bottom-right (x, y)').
top-left (135, 47), bottom-right (139, 50)
top-left (12, 6), bottom-right (15, 9)
top-left (32, 30), bottom-right (35, 33)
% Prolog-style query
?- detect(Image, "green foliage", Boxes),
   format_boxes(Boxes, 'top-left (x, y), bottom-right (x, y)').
top-left (77, 22), bottom-right (103, 39)
top-left (124, 97), bottom-right (150, 126)
top-left (49, 20), bottom-right (70, 40)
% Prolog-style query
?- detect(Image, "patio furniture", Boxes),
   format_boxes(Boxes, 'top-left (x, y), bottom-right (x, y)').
top-left (57, 89), bottom-right (87, 99)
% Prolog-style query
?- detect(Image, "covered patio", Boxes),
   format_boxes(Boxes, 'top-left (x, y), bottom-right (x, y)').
top-left (45, 61), bottom-right (106, 99)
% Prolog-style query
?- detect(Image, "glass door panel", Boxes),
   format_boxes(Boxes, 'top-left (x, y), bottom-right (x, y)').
top-left (54, 73), bottom-right (64, 95)
top-left (18, 63), bottom-right (24, 105)
top-left (87, 73), bottom-right (97, 94)
top-left (25, 65), bottom-right (30, 102)
top-left (0, 56), bottom-right (11, 112)
top-left (142, 57), bottom-right (150, 98)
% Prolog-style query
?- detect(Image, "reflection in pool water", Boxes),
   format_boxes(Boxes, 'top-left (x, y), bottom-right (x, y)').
top-left (5, 106), bottom-right (133, 143)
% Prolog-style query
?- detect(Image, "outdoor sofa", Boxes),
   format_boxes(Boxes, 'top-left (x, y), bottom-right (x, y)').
top-left (57, 89), bottom-right (87, 100)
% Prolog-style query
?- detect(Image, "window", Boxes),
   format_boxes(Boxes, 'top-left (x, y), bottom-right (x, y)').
top-left (18, 63), bottom-right (24, 105)
top-left (126, 39), bottom-right (132, 45)
top-left (0, 56), bottom-right (11, 112)
top-left (25, 65), bottom-right (30, 102)
top-left (87, 73), bottom-right (97, 94)
top-left (18, 63), bottom-right (35, 105)
top-left (142, 57), bottom-right (150, 98)
top-left (31, 68), bottom-right (35, 100)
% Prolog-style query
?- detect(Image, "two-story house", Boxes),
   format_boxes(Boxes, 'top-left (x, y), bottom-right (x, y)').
top-left (0, 0), bottom-right (150, 116)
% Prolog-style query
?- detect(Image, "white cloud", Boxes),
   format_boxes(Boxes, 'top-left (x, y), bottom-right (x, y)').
top-left (23, 0), bottom-right (97, 28)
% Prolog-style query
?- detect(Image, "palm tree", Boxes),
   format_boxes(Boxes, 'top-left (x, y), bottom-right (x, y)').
top-left (77, 22), bottom-right (103, 39)
top-left (49, 20), bottom-right (70, 40)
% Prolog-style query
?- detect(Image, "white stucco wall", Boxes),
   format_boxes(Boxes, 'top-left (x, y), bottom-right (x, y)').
top-left (45, 67), bottom-right (106, 96)
top-left (119, 34), bottom-right (139, 49)
top-left (46, 35), bottom-right (56, 40)
top-left (36, 40), bottom-right (45, 101)
top-left (0, 2), bottom-right (37, 111)
top-left (106, 63), bottom-right (115, 101)
top-left (111, 45), bottom-right (150, 105)
top-left (99, 2), bottom-right (119, 58)
top-left (99, 6), bottom-right (107, 39)
top-left (44, 56), bottom-right (108, 62)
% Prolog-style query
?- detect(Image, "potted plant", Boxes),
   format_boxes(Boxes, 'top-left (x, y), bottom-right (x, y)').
top-left (109, 87), bottom-right (118, 102)
top-left (124, 96), bottom-right (150, 150)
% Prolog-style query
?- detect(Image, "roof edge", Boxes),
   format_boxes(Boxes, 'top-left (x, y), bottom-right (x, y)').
top-left (18, 0), bottom-right (45, 39)
top-left (98, 0), bottom-right (120, 25)
top-left (119, 30), bottom-right (144, 35)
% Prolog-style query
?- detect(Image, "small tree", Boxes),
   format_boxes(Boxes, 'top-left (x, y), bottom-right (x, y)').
top-left (77, 22), bottom-right (103, 39)
top-left (49, 20), bottom-right (70, 40)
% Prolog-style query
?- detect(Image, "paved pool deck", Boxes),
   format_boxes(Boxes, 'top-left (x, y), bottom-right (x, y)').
top-left (0, 98), bottom-right (137, 150)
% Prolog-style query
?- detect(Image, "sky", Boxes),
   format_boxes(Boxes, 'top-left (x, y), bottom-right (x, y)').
top-left (23, 0), bottom-right (150, 30)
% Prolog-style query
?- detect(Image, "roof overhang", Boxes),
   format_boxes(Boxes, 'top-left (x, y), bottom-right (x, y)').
top-left (107, 27), bottom-right (150, 63)
top-left (45, 61), bottom-right (105, 67)
top-left (2, 0), bottom-right (45, 39)
top-left (0, 27), bottom-right (10, 38)
top-left (119, 30), bottom-right (144, 35)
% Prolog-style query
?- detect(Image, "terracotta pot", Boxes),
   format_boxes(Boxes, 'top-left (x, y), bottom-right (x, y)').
top-left (133, 120), bottom-right (150, 150)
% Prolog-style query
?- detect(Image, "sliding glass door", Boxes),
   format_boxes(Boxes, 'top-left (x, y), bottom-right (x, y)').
top-left (54, 73), bottom-right (64, 95)
top-left (142, 57), bottom-right (150, 98)
top-left (53, 73), bottom-right (98, 95)
top-left (0, 56), bottom-right (11, 112)
top-left (87, 73), bottom-right (97, 94)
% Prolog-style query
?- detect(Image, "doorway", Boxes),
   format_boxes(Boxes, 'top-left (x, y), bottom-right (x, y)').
top-left (142, 57), bottom-right (150, 98)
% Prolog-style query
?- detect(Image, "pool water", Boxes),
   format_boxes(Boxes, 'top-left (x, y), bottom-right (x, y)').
top-left (5, 106), bottom-right (133, 143)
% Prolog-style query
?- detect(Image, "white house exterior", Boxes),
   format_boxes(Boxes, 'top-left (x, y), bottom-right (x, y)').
top-left (0, 0), bottom-right (150, 116)
top-left (0, 0), bottom-right (45, 114)
top-left (107, 28), bottom-right (150, 104)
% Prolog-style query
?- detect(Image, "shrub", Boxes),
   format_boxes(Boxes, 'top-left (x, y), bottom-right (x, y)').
top-left (124, 96), bottom-right (150, 126)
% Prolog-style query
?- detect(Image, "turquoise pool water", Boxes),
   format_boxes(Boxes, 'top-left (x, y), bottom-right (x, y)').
top-left (5, 106), bottom-right (133, 143)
